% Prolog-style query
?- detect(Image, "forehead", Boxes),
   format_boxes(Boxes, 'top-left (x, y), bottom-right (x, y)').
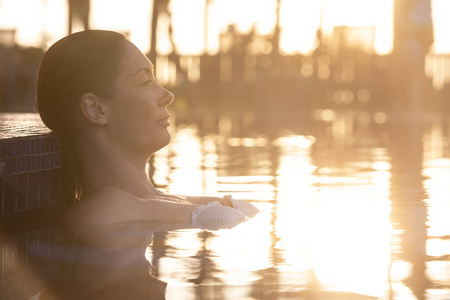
top-left (119, 41), bottom-right (153, 75)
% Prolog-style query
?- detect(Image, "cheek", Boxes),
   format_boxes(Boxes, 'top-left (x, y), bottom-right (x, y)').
top-left (108, 88), bottom-right (163, 143)
top-left (114, 92), bottom-right (155, 122)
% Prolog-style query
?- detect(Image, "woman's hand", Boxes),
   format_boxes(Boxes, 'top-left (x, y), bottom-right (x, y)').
top-left (185, 195), bottom-right (259, 218)
top-left (191, 201), bottom-right (247, 230)
top-left (222, 195), bottom-right (259, 218)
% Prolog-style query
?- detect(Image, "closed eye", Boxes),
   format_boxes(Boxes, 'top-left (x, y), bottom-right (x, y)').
top-left (141, 77), bottom-right (159, 86)
top-left (134, 66), bottom-right (157, 86)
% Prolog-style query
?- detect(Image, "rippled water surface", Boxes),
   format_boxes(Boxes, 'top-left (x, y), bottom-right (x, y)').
top-left (147, 114), bottom-right (450, 300)
top-left (3, 112), bottom-right (450, 300)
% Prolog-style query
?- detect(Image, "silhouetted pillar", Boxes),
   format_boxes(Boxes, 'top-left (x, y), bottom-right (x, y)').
top-left (149, 0), bottom-right (160, 65)
top-left (149, 0), bottom-right (170, 65)
top-left (388, 3), bottom-right (432, 297)
top-left (390, 0), bottom-right (433, 113)
top-left (204, 0), bottom-right (211, 54)
top-left (271, 0), bottom-right (281, 57)
top-left (389, 120), bottom-right (429, 300)
top-left (68, 0), bottom-right (90, 34)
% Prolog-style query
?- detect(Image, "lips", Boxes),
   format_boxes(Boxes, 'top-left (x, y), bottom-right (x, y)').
top-left (156, 114), bottom-right (170, 126)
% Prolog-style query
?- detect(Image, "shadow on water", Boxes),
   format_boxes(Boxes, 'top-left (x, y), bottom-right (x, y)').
top-left (388, 117), bottom-right (429, 300)
top-left (188, 231), bottom-right (225, 298)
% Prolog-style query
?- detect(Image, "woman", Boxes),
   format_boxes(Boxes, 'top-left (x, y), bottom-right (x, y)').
top-left (36, 30), bottom-right (258, 225)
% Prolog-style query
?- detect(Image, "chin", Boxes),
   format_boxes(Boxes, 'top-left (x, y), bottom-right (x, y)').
top-left (149, 133), bottom-right (171, 154)
top-left (162, 131), bottom-right (171, 146)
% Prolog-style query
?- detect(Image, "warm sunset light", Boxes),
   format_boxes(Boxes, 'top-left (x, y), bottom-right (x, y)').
top-left (2, 0), bottom-right (450, 299)
top-left (278, 0), bottom-right (322, 55)
top-left (90, 0), bottom-right (152, 51)
top-left (0, 0), bottom-right (399, 55)
top-left (15, 0), bottom-right (450, 57)
top-left (431, 0), bottom-right (450, 54)
top-left (11, 0), bottom-right (450, 56)
top-left (0, 0), bottom-right (68, 47)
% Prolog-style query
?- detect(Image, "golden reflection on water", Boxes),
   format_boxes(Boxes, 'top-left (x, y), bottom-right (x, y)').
top-left (422, 125), bottom-right (450, 289)
top-left (147, 112), bottom-right (450, 299)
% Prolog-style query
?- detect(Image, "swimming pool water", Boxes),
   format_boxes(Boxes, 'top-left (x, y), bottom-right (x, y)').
top-left (2, 112), bottom-right (450, 300)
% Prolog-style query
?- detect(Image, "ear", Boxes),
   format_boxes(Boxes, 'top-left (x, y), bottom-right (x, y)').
top-left (79, 93), bottom-right (109, 125)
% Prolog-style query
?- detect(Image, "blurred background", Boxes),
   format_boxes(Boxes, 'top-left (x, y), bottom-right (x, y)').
top-left (0, 0), bottom-right (449, 124)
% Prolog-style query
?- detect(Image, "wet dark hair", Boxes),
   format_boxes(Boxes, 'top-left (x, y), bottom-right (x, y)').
top-left (35, 30), bottom-right (128, 206)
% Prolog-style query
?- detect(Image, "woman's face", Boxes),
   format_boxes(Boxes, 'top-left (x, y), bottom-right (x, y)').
top-left (105, 41), bottom-right (174, 155)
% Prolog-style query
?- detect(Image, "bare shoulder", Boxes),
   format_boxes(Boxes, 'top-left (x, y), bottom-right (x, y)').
top-left (185, 195), bottom-right (227, 206)
top-left (86, 185), bottom-right (136, 201)
top-left (65, 186), bottom-right (197, 225)
top-left (64, 186), bottom-right (141, 225)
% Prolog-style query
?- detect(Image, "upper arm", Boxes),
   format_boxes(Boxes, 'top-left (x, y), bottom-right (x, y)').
top-left (185, 195), bottom-right (232, 207)
top-left (66, 187), bottom-right (199, 225)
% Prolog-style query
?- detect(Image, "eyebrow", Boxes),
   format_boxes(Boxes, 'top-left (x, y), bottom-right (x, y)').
top-left (133, 66), bottom-right (154, 77)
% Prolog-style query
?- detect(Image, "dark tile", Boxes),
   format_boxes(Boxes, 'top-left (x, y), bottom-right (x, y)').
top-left (0, 126), bottom-right (64, 216)
top-left (48, 169), bottom-right (60, 205)
top-left (35, 139), bottom-right (42, 154)
top-left (56, 153), bottom-right (62, 167)
top-left (20, 156), bottom-right (27, 173)
top-left (27, 156), bottom-right (34, 173)
top-left (39, 170), bottom-right (50, 207)
top-left (0, 161), bottom-right (5, 176)
top-left (4, 176), bottom-right (18, 216)
top-left (0, 142), bottom-right (6, 159)
top-left (18, 140), bottom-right (26, 156)
top-left (0, 177), bottom-right (5, 217)
top-left (9, 140), bottom-right (17, 157)
top-left (16, 157), bottom-right (23, 174)
top-left (2, 158), bottom-right (15, 176)
top-left (35, 155), bottom-right (41, 170)
top-left (16, 174), bottom-right (28, 213)
top-left (57, 169), bottom-right (64, 203)
top-left (3, 141), bottom-right (10, 159)
top-left (50, 153), bottom-right (56, 168)
top-left (55, 153), bottom-right (62, 168)
top-left (27, 172), bottom-right (40, 210)
top-left (44, 154), bottom-right (50, 169)
top-left (29, 138), bottom-right (36, 155)
top-left (25, 139), bottom-right (32, 155)
top-left (40, 139), bottom-right (47, 154)
top-left (46, 138), bottom-right (51, 153)
top-left (53, 138), bottom-right (61, 151)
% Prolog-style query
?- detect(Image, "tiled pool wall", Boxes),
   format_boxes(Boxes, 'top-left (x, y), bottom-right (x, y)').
top-left (0, 113), bottom-right (64, 217)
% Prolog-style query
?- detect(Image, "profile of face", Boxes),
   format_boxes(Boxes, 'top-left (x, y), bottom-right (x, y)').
top-left (104, 41), bottom-right (174, 155)
top-left (37, 31), bottom-right (174, 156)
top-left (36, 30), bottom-right (175, 202)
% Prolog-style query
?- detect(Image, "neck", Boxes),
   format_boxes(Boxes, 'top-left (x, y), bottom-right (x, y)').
top-left (77, 137), bottom-right (159, 199)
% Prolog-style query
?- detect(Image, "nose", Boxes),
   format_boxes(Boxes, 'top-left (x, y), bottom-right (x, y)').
top-left (159, 87), bottom-right (174, 107)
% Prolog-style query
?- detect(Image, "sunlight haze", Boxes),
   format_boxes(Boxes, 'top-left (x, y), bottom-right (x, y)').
top-left (0, 0), bottom-right (403, 55)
